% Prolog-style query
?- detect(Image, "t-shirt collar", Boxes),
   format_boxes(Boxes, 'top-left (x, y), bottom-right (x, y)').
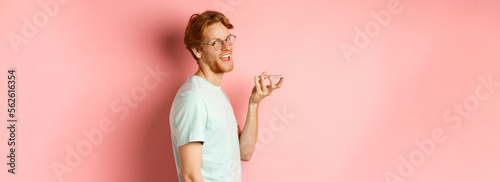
top-left (192, 75), bottom-right (221, 90)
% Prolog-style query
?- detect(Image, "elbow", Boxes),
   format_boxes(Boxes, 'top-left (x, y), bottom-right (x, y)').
top-left (181, 172), bottom-right (203, 182)
top-left (241, 156), bottom-right (252, 162)
top-left (240, 150), bottom-right (254, 162)
top-left (180, 174), bottom-right (191, 182)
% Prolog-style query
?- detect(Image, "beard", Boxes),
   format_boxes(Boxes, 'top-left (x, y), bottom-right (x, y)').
top-left (208, 56), bottom-right (234, 73)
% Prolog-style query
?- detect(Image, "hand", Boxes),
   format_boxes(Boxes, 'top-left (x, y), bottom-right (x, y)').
top-left (250, 72), bottom-right (284, 104)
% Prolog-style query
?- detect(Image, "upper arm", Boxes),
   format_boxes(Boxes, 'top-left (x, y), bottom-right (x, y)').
top-left (179, 142), bottom-right (203, 181)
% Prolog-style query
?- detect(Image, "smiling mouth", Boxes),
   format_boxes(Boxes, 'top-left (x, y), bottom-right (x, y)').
top-left (219, 54), bottom-right (231, 62)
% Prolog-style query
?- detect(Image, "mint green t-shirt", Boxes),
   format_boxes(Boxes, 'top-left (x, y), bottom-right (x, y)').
top-left (170, 75), bottom-right (241, 182)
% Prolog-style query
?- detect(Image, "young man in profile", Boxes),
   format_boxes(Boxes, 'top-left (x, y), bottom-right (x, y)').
top-left (169, 10), bottom-right (284, 182)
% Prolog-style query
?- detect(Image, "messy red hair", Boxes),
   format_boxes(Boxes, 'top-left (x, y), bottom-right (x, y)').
top-left (184, 10), bottom-right (234, 61)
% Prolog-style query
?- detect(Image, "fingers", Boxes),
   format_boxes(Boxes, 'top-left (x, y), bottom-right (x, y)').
top-left (267, 75), bottom-right (284, 90)
top-left (276, 77), bottom-right (284, 88)
top-left (254, 75), bottom-right (262, 94)
top-left (255, 72), bottom-right (285, 96)
top-left (260, 72), bottom-right (268, 93)
top-left (269, 75), bottom-right (276, 89)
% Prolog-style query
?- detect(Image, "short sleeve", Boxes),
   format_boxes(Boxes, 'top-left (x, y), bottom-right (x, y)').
top-left (171, 91), bottom-right (208, 147)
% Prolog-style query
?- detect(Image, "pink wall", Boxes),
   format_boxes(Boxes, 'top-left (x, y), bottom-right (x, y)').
top-left (2, 0), bottom-right (500, 181)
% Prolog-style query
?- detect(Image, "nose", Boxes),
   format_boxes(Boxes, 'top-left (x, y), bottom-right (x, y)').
top-left (220, 40), bottom-right (231, 51)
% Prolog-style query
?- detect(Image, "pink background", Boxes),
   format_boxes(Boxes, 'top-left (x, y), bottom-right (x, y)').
top-left (1, 0), bottom-right (500, 181)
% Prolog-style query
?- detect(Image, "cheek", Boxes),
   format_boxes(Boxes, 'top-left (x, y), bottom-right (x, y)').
top-left (201, 49), bottom-right (216, 60)
top-left (206, 51), bottom-right (219, 60)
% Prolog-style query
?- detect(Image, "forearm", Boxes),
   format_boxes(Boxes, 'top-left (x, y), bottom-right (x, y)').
top-left (239, 99), bottom-right (259, 161)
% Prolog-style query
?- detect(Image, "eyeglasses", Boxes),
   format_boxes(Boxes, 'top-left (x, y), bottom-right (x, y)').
top-left (200, 34), bottom-right (236, 51)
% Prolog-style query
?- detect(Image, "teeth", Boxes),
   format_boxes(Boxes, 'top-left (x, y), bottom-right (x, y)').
top-left (220, 54), bottom-right (230, 58)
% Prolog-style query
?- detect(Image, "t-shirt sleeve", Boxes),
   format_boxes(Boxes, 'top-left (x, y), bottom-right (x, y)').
top-left (171, 91), bottom-right (208, 148)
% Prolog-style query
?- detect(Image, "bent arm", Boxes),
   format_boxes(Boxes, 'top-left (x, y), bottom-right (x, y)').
top-left (238, 72), bottom-right (284, 162)
top-left (179, 142), bottom-right (204, 182)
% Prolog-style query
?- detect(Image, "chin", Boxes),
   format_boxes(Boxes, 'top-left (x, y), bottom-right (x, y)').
top-left (217, 65), bottom-right (233, 73)
top-left (224, 66), bottom-right (234, 73)
top-left (215, 60), bottom-right (234, 73)
top-left (206, 56), bottom-right (234, 73)
top-left (224, 61), bottom-right (234, 72)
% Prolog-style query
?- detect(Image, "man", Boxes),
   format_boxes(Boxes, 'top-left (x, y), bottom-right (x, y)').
top-left (169, 10), bottom-right (284, 182)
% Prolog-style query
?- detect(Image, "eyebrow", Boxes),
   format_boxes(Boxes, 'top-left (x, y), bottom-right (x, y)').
top-left (207, 34), bottom-right (231, 42)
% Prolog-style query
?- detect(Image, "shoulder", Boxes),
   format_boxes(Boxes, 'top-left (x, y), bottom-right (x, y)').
top-left (170, 90), bottom-right (208, 122)
top-left (175, 91), bottom-right (205, 106)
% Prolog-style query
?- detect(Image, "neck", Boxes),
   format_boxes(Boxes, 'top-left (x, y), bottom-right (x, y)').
top-left (194, 68), bottom-right (224, 87)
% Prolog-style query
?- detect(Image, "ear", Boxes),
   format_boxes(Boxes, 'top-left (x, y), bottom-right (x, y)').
top-left (191, 47), bottom-right (202, 59)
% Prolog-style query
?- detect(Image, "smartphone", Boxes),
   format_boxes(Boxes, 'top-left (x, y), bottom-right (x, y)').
top-left (257, 75), bottom-right (286, 79)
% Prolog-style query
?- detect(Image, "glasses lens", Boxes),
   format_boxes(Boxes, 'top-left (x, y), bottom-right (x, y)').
top-left (213, 40), bottom-right (222, 50)
top-left (211, 35), bottom-right (236, 50)
top-left (228, 35), bottom-right (236, 45)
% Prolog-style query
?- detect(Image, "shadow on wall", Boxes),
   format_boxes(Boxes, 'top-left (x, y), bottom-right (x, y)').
top-left (133, 15), bottom-right (194, 182)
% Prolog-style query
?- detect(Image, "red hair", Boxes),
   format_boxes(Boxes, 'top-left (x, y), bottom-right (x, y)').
top-left (184, 10), bottom-right (234, 61)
